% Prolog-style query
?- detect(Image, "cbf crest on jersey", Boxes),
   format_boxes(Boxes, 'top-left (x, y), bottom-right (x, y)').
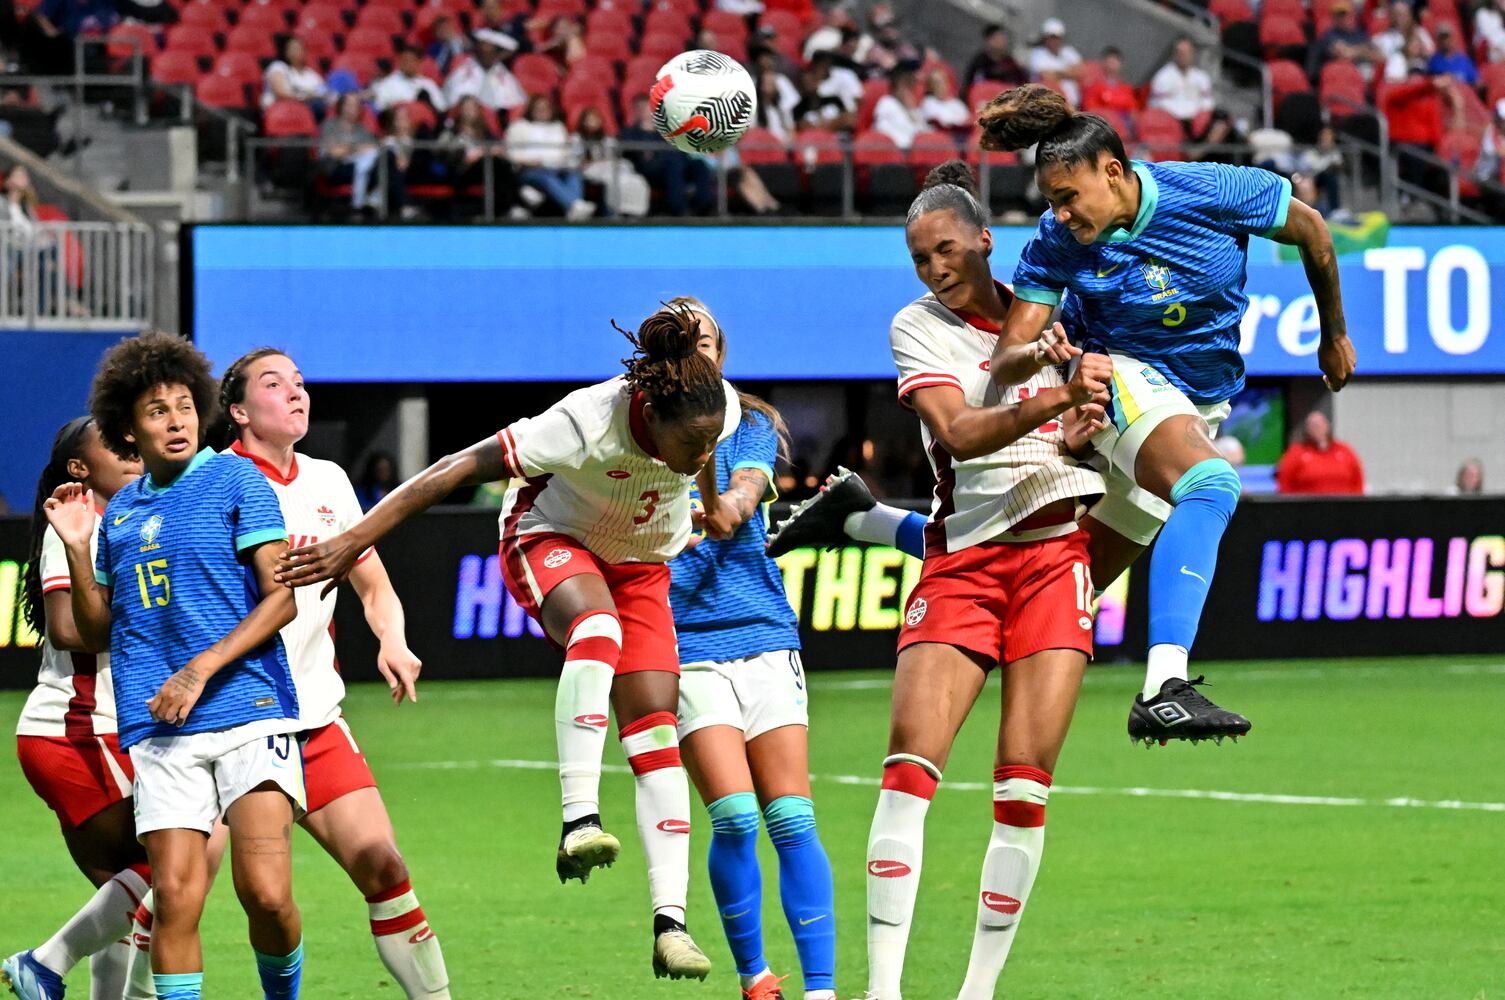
top-left (1141, 259), bottom-right (1171, 291)
top-left (140, 514), bottom-right (163, 544)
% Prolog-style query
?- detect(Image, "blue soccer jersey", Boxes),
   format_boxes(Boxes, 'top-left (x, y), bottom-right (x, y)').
top-left (95, 448), bottom-right (298, 749)
top-left (1013, 159), bottom-right (1291, 405)
top-left (669, 410), bottom-right (800, 665)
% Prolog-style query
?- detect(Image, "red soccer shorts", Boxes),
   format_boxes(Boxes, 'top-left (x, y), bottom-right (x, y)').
top-left (302, 718), bottom-right (379, 814)
top-left (898, 529), bottom-right (1095, 668)
top-left (17, 733), bottom-right (135, 829)
top-left (501, 530), bottom-right (679, 674)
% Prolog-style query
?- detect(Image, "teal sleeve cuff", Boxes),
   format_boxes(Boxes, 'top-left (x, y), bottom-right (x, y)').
top-left (235, 527), bottom-right (288, 552)
top-left (1261, 176), bottom-right (1293, 238)
top-left (731, 460), bottom-right (778, 502)
top-left (1013, 285), bottom-right (1063, 306)
top-left (94, 570), bottom-right (113, 586)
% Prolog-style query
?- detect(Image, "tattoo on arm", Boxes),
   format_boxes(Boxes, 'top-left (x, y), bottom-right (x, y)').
top-left (169, 665), bottom-right (201, 692)
top-left (724, 469), bottom-right (768, 523)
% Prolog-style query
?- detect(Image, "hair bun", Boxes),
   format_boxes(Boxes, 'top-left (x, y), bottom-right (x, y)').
top-left (922, 159), bottom-right (978, 196)
top-left (976, 83), bottom-right (1073, 152)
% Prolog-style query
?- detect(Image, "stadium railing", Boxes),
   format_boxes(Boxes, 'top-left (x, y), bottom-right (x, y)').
top-left (0, 220), bottom-right (154, 329)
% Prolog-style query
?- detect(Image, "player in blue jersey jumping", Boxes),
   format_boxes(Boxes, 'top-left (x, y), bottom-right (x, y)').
top-left (980, 84), bottom-right (1356, 743)
top-left (666, 297), bottom-right (835, 1000)
top-left (40, 333), bottom-right (307, 1000)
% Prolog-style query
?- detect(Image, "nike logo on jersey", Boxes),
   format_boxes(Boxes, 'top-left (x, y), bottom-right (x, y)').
top-left (867, 860), bottom-right (912, 878)
top-left (1096, 261), bottom-right (1124, 277)
top-left (113, 511), bottom-right (134, 526)
top-left (1179, 565), bottom-right (1208, 585)
top-left (799, 914), bottom-right (828, 926)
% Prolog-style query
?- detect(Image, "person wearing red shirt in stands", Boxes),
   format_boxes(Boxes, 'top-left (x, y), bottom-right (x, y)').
top-left (1276, 411), bottom-right (1365, 495)
top-left (1081, 47), bottom-right (1139, 116)
top-left (1382, 59), bottom-right (1459, 195)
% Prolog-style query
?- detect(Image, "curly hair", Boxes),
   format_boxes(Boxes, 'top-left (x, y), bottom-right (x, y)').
top-left (976, 83), bottom-right (1128, 171)
top-left (89, 331), bottom-right (219, 460)
top-left (218, 346), bottom-right (288, 442)
top-left (906, 158), bottom-right (987, 229)
top-left (617, 303), bottom-right (725, 423)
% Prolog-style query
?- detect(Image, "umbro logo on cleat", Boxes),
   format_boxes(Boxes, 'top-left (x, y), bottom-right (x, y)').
top-left (867, 860), bottom-right (912, 878)
top-left (981, 891), bottom-right (1022, 915)
top-left (1150, 702), bottom-right (1192, 726)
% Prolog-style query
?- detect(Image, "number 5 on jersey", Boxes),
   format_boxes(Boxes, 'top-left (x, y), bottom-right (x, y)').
top-left (134, 558), bottom-right (170, 609)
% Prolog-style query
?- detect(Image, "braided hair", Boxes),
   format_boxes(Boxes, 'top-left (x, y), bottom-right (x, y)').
top-left (21, 416), bottom-right (94, 636)
top-left (618, 303), bottom-right (726, 423)
top-left (976, 83), bottom-right (1129, 172)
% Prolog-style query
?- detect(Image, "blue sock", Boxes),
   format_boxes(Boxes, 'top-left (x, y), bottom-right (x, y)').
top-left (706, 792), bottom-right (765, 979)
top-left (764, 795), bottom-right (835, 992)
top-left (254, 940), bottom-right (303, 1000)
top-left (154, 972), bottom-right (204, 1000)
top-left (1147, 458), bottom-right (1242, 650)
top-left (895, 511), bottom-right (927, 560)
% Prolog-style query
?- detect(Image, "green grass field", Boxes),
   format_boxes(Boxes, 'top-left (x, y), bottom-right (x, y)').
top-left (8, 656), bottom-right (1505, 999)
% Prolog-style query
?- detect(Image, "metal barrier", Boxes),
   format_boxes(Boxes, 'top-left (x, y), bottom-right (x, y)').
top-left (0, 221), bottom-right (153, 329)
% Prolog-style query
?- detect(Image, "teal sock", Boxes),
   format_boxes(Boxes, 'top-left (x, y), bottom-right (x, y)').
top-left (254, 940), bottom-right (303, 1000)
top-left (154, 972), bottom-right (203, 1000)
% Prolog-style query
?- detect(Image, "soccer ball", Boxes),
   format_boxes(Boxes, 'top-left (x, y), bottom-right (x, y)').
top-left (650, 50), bottom-right (757, 154)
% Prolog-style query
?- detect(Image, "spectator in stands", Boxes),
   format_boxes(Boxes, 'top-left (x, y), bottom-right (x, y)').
top-left (863, 3), bottom-right (919, 73)
top-left (263, 38), bottom-right (327, 116)
top-left (1476, 100), bottom-right (1505, 219)
top-left (426, 14), bottom-right (469, 76)
top-left (319, 93), bottom-right (384, 213)
top-left (1477, 0), bottom-right (1505, 64)
top-left (1276, 411), bottom-right (1365, 495)
top-left (964, 25), bottom-right (1027, 89)
top-left (1307, 0), bottom-right (1380, 80)
top-left (1384, 61), bottom-right (1456, 195)
top-left (506, 94), bottom-right (595, 219)
top-left (871, 62), bottom-right (926, 149)
top-left (26, 0), bottom-right (118, 73)
top-left (620, 94), bottom-right (715, 215)
top-left (718, 0), bottom-right (763, 16)
top-left (1191, 108), bottom-right (1251, 164)
top-left (1426, 22), bottom-right (1477, 86)
top-left (444, 28), bottom-right (526, 118)
top-left (1082, 46), bottom-right (1139, 116)
top-left (374, 45), bottom-right (447, 113)
top-left (4, 163), bottom-right (40, 236)
top-left (825, 28), bottom-right (869, 98)
top-left (803, 3), bottom-right (865, 63)
top-left (793, 53), bottom-right (856, 130)
top-left (574, 106), bottom-right (651, 217)
top-left (377, 104), bottom-right (424, 219)
top-left (1027, 17), bottom-right (1082, 107)
top-left (1376, 0), bottom-right (1433, 82)
top-left (1149, 36), bottom-right (1214, 136)
top-left (443, 95), bottom-right (516, 212)
top-left (755, 66), bottom-right (798, 143)
top-left (539, 16), bottom-right (586, 69)
top-left (920, 66), bottom-right (970, 134)
top-left (3, 163), bottom-right (54, 309)
top-left (1451, 458), bottom-right (1484, 495)
top-left (356, 451), bottom-right (399, 511)
top-left (1292, 125), bottom-right (1344, 217)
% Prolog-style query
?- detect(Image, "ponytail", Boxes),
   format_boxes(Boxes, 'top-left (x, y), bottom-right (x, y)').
top-left (618, 303), bottom-right (726, 422)
top-left (976, 83), bottom-right (1129, 171)
top-left (22, 416), bottom-right (94, 635)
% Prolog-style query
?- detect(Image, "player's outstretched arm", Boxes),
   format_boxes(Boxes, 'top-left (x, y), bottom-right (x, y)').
top-left (43, 483), bottom-right (112, 651)
top-left (990, 299), bottom-right (1070, 387)
top-left (278, 435), bottom-right (508, 591)
top-left (148, 541), bottom-right (298, 726)
top-left (911, 353), bottom-right (1109, 461)
top-left (1270, 198), bottom-right (1355, 392)
top-left (349, 551), bottom-right (422, 705)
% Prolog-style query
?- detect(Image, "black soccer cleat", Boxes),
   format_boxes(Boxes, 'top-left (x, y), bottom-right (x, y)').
top-left (765, 466), bottom-right (876, 558)
top-left (1128, 675), bottom-right (1252, 747)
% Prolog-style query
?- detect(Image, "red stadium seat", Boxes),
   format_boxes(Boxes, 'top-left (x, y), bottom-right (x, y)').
top-left (164, 24), bottom-right (219, 60)
top-left (567, 100), bottom-right (616, 133)
top-left (402, 99), bottom-right (440, 131)
top-left (1258, 13), bottom-right (1308, 51)
top-left (851, 128), bottom-right (903, 165)
top-left (646, 0), bottom-right (699, 16)
top-left (296, 4), bottom-right (346, 37)
top-left (1438, 128), bottom-right (1481, 198)
top-left (700, 10), bottom-right (748, 42)
top-left (235, 3), bottom-right (288, 34)
top-left (561, 75), bottom-right (610, 109)
top-left (1259, 0), bottom-right (1306, 22)
top-left (150, 49), bottom-right (201, 85)
top-left (794, 126), bottom-right (843, 166)
top-left (345, 27), bottom-right (396, 59)
top-left (355, 6), bottom-right (407, 36)
top-left (224, 25), bottom-right (277, 58)
top-left (106, 22), bottom-right (160, 64)
top-left (624, 54), bottom-right (662, 84)
top-left (1481, 62), bottom-right (1505, 106)
top-left (1454, 84), bottom-right (1491, 133)
top-left (1133, 107), bottom-right (1184, 158)
top-left (1091, 106), bottom-right (1133, 141)
top-left (638, 31), bottom-right (686, 61)
top-left (966, 79), bottom-right (1008, 112)
top-left (585, 8), bottom-right (633, 38)
top-left (177, 2), bottom-right (228, 32)
top-left (1207, 0), bottom-right (1254, 25)
top-left (1318, 59), bottom-right (1367, 116)
top-left (196, 71), bottom-right (250, 109)
top-left (1267, 58), bottom-right (1310, 105)
top-left (855, 78), bottom-right (887, 132)
top-left (534, 0), bottom-right (586, 19)
top-left (296, 29), bottom-right (339, 66)
top-left (908, 129), bottom-right (959, 174)
top-left (642, 9), bottom-right (691, 40)
top-left (331, 52), bottom-right (383, 85)
top-left (586, 32), bottom-right (634, 63)
top-left (757, 9), bottom-right (800, 39)
top-left (263, 98), bottom-right (319, 136)
top-left (212, 51), bottom-right (262, 91)
top-left (512, 52), bottom-right (562, 95)
top-left (569, 54), bottom-right (619, 85)
top-left (738, 126), bottom-right (791, 164)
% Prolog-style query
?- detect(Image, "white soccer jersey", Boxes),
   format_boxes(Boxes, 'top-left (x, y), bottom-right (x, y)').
top-left (891, 286), bottom-right (1105, 557)
top-left (228, 442), bottom-right (371, 729)
top-left (497, 376), bottom-right (741, 565)
top-left (18, 518), bottom-right (117, 738)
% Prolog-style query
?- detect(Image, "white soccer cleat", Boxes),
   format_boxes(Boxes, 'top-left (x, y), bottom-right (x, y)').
top-left (652, 928), bottom-right (712, 981)
top-left (556, 824), bottom-right (621, 884)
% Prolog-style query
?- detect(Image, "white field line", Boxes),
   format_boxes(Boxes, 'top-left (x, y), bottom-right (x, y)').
top-left (810, 661), bottom-right (1505, 690)
top-left (390, 757), bottom-right (1505, 814)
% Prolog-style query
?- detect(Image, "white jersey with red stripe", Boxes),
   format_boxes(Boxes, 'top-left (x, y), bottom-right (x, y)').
top-left (226, 442), bottom-right (371, 730)
top-left (891, 286), bottom-right (1105, 557)
top-left (18, 518), bottom-right (117, 738)
top-left (497, 375), bottom-right (741, 565)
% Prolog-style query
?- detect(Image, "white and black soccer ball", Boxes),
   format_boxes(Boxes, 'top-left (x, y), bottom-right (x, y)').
top-left (649, 50), bottom-right (757, 154)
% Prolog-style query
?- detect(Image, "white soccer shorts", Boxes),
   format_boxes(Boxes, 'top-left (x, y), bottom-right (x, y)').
top-left (129, 722), bottom-right (307, 837)
top-left (1085, 352), bottom-right (1232, 546)
top-left (677, 649), bottom-right (809, 742)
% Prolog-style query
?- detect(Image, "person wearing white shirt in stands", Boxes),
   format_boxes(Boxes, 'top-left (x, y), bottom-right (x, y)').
top-left (373, 46), bottom-right (448, 112)
top-left (443, 28), bottom-right (526, 116)
top-left (872, 63), bottom-right (927, 150)
top-left (1149, 36), bottom-right (1214, 133)
top-left (921, 67), bottom-right (971, 132)
top-left (1474, 0), bottom-right (1505, 63)
top-left (263, 37), bottom-right (326, 112)
top-left (507, 94), bottom-right (596, 219)
top-left (1027, 18), bottom-right (1082, 107)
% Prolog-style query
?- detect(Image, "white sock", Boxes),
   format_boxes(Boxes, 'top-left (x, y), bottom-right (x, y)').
top-left (556, 612), bottom-right (620, 823)
top-left (621, 711), bottom-right (690, 919)
top-left (90, 938), bottom-right (131, 1000)
top-left (739, 967), bottom-right (772, 990)
top-left (34, 867), bottom-right (148, 975)
top-left (123, 890), bottom-right (155, 1000)
top-left (842, 504), bottom-right (908, 547)
top-left (1142, 644), bottom-right (1189, 699)
top-left (805, 991), bottom-right (837, 1000)
top-left (866, 758), bottom-right (940, 1000)
top-left (957, 766), bottom-right (1051, 1000)
top-left (367, 879), bottom-right (451, 999)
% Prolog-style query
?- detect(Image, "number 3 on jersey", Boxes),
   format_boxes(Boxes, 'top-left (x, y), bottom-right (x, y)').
top-left (633, 490), bottom-right (660, 525)
top-left (134, 558), bottom-right (170, 609)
